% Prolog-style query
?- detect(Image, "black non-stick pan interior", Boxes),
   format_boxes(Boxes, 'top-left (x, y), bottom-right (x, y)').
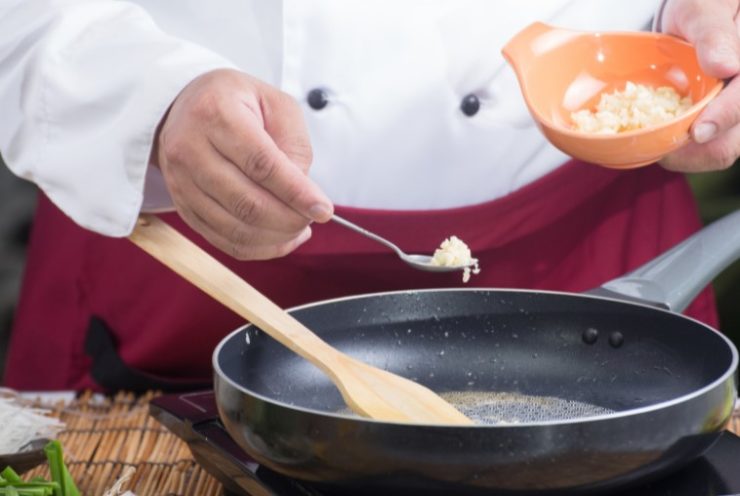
top-left (218, 289), bottom-right (733, 423)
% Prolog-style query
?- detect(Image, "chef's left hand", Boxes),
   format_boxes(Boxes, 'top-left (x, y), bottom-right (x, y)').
top-left (659, 0), bottom-right (740, 172)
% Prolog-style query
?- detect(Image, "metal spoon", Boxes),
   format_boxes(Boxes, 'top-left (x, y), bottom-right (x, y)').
top-left (331, 214), bottom-right (476, 273)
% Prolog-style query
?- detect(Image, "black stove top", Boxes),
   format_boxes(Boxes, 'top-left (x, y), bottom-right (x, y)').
top-left (150, 391), bottom-right (740, 496)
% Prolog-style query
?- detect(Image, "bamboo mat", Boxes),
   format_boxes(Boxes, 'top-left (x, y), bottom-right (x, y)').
top-left (16, 392), bottom-right (740, 496)
top-left (23, 391), bottom-right (221, 496)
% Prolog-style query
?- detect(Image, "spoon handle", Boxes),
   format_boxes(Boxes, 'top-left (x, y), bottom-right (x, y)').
top-left (129, 215), bottom-right (341, 366)
top-left (331, 214), bottom-right (404, 256)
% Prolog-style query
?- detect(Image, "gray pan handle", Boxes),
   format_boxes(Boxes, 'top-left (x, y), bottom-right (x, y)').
top-left (589, 209), bottom-right (740, 313)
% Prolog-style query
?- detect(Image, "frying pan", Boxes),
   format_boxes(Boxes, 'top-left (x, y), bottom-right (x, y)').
top-left (214, 211), bottom-right (740, 495)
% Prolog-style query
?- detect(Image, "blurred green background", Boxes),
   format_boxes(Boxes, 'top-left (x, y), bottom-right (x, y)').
top-left (0, 160), bottom-right (738, 383)
top-left (688, 166), bottom-right (740, 345)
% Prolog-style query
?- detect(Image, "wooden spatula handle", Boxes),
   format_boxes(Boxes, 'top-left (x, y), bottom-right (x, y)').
top-left (129, 214), bottom-right (341, 368)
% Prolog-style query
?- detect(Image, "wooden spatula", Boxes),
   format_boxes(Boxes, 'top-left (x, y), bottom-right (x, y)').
top-left (129, 215), bottom-right (473, 425)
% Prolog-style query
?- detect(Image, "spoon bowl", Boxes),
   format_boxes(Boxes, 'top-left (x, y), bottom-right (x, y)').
top-left (502, 22), bottom-right (723, 169)
top-left (402, 254), bottom-right (462, 272)
top-left (331, 214), bottom-right (477, 273)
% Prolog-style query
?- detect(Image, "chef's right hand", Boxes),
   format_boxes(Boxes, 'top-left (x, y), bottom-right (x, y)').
top-left (154, 68), bottom-right (333, 260)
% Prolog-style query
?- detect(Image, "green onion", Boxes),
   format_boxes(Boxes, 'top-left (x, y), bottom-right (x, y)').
top-left (43, 441), bottom-right (79, 496)
top-left (0, 441), bottom-right (78, 496)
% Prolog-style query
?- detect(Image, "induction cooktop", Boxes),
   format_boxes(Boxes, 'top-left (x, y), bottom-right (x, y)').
top-left (150, 391), bottom-right (740, 496)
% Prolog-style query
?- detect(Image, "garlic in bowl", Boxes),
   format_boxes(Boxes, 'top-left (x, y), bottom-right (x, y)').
top-left (571, 81), bottom-right (693, 134)
top-left (502, 22), bottom-right (723, 169)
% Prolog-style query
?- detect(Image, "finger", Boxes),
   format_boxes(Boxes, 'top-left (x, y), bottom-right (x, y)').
top-left (661, 121), bottom-right (740, 171)
top-left (189, 204), bottom-right (313, 261)
top-left (692, 75), bottom-right (740, 143)
top-left (191, 145), bottom-right (313, 233)
top-left (209, 103), bottom-right (333, 223)
top-left (258, 86), bottom-right (314, 174)
top-left (171, 173), bottom-right (314, 260)
top-left (193, 211), bottom-right (313, 261)
top-left (670, 0), bottom-right (740, 78)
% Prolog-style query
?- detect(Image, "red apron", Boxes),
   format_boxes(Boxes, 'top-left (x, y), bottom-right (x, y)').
top-left (3, 160), bottom-right (717, 391)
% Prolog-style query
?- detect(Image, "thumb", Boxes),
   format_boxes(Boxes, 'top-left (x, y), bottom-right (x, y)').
top-left (663, 0), bottom-right (740, 78)
top-left (257, 85), bottom-right (315, 174)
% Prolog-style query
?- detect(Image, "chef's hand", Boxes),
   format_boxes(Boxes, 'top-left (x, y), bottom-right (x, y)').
top-left (154, 69), bottom-right (333, 260)
top-left (659, 0), bottom-right (740, 172)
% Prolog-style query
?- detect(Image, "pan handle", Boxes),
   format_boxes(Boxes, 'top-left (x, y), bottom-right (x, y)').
top-left (588, 209), bottom-right (740, 313)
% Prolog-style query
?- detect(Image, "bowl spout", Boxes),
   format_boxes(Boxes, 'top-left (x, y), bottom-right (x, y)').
top-left (502, 22), bottom-right (578, 90)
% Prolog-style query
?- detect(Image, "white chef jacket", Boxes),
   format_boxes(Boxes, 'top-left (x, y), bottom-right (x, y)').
top-left (0, 0), bottom-right (660, 237)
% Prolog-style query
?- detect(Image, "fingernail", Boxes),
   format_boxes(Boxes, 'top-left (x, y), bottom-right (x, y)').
top-left (308, 203), bottom-right (332, 222)
top-left (693, 122), bottom-right (718, 144)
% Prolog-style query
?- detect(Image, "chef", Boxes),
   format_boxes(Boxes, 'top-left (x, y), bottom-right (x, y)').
top-left (0, 0), bottom-right (738, 392)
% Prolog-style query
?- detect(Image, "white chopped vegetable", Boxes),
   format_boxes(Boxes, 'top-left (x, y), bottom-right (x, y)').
top-left (571, 81), bottom-right (693, 134)
top-left (103, 466), bottom-right (136, 496)
top-left (0, 396), bottom-right (65, 455)
top-left (430, 235), bottom-right (481, 283)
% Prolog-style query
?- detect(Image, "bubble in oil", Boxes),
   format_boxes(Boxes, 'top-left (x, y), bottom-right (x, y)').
top-left (438, 391), bottom-right (616, 425)
top-left (336, 391), bottom-right (616, 425)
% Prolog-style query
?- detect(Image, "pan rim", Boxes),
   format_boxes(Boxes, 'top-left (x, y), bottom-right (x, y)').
top-left (213, 287), bottom-right (739, 428)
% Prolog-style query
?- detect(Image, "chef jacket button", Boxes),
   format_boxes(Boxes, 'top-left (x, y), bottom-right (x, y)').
top-left (460, 94), bottom-right (480, 117)
top-left (307, 88), bottom-right (329, 110)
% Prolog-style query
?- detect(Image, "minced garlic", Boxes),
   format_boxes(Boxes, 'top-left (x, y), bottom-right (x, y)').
top-left (571, 81), bottom-right (692, 134)
top-left (431, 236), bottom-right (481, 283)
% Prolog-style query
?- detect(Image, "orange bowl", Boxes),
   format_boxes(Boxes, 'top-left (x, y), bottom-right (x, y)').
top-left (502, 22), bottom-right (723, 169)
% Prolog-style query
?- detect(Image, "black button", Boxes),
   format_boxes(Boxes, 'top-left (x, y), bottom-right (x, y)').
top-left (460, 94), bottom-right (480, 116)
top-left (307, 88), bottom-right (329, 110)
